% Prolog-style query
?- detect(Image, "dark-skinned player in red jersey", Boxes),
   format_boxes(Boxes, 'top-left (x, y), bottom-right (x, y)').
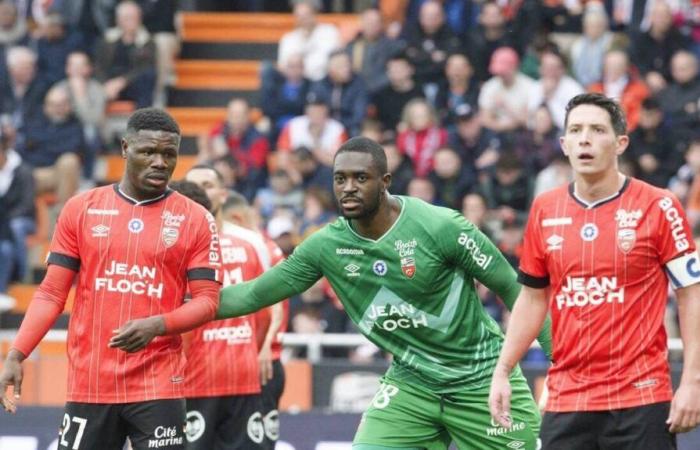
top-left (0, 108), bottom-right (222, 450)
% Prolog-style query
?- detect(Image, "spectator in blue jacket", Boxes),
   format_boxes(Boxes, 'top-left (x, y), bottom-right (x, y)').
top-left (310, 50), bottom-right (368, 137)
top-left (17, 85), bottom-right (83, 205)
top-left (33, 12), bottom-right (84, 85)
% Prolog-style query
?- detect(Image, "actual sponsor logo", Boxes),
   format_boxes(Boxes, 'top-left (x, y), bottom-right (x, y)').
top-left (542, 217), bottom-right (572, 227)
top-left (87, 208), bottom-right (119, 215)
top-left (336, 248), bottom-right (364, 255)
top-left (205, 212), bottom-right (221, 267)
top-left (91, 224), bottom-right (110, 238)
top-left (546, 234), bottom-right (563, 251)
top-left (345, 263), bottom-right (360, 277)
top-left (401, 256), bottom-right (416, 278)
top-left (457, 232), bottom-right (493, 269)
top-left (148, 425), bottom-right (184, 448)
top-left (185, 411), bottom-right (205, 442)
top-left (659, 197), bottom-right (690, 252)
top-left (128, 218), bottom-right (144, 233)
top-left (580, 223), bottom-right (598, 241)
top-left (555, 276), bottom-right (624, 310)
top-left (373, 260), bottom-right (388, 276)
top-left (617, 228), bottom-right (636, 253)
top-left (247, 412), bottom-right (265, 444)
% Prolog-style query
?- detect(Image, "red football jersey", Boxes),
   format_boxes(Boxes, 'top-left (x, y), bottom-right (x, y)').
top-left (519, 178), bottom-right (696, 412)
top-left (48, 185), bottom-right (221, 403)
top-left (253, 238), bottom-right (289, 360)
top-left (184, 229), bottom-right (264, 398)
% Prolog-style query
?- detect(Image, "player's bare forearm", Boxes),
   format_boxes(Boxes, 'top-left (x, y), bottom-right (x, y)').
top-left (496, 286), bottom-right (548, 374)
top-left (262, 303), bottom-right (284, 349)
top-left (677, 284), bottom-right (700, 383)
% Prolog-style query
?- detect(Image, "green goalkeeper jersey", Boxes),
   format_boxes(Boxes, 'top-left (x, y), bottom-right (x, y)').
top-left (219, 196), bottom-right (551, 392)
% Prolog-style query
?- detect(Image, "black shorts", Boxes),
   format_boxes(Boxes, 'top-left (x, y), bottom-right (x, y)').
top-left (540, 401), bottom-right (677, 450)
top-left (259, 359), bottom-right (285, 449)
top-left (59, 399), bottom-right (186, 450)
top-left (185, 394), bottom-right (264, 450)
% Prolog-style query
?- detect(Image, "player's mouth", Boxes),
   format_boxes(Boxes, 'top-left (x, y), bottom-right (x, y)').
top-left (341, 197), bottom-right (362, 209)
top-left (578, 152), bottom-right (594, 161)
top-left (145, 173), bottom-right (168, 187)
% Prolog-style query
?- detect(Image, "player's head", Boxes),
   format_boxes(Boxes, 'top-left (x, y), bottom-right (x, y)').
top-left (221, 190), bottom-right (257, 229)
top-left (121, 108), bottom-right (181, 199)
top-left (333, 136), bottom-right (390, 220)
top-left (185, 164), bottom-right (227, 215)
top-left (169, 180), bottom-right (212, 212)
top-left (560, 93), bottom-right (629, 177)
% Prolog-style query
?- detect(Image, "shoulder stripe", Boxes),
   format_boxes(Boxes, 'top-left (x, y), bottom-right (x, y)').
top-left (187, 268), bottom-right (220, 282)
top-left (47, 252), bottom-right (80, 271)
top-left (517, 270), bottom-right (549, 288)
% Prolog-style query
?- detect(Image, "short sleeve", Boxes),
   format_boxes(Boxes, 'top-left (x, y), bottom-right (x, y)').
top-left (518, 198), bottom-right (549, 288)
top-left (654, 194), bottom-right (696, 264)
top-left (439, 210), bottom-right (520, 304)
top-left (47, 197), bottom-right (81, 271)
top-left (187, 210), bottom-right (222, 283)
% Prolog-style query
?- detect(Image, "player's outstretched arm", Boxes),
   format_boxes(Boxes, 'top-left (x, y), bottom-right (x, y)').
top-left (0, 264), bottom-right (75, 413)
top-left (489, 285), bottom-right (548, 428)
top-left (667, 282), bottom-right (700, 433)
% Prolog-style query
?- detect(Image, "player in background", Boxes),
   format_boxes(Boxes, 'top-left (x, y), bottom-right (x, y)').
top-left (221, 192), bottom-right (288, 449)
top-left (0, 109), bottom-right (221, 450)
top-left (489, 93), bottom-right (700, 449)
top-left (170, 177), bottom-right (266, 449)
top-left (216, 136), bottom-right (553, 450)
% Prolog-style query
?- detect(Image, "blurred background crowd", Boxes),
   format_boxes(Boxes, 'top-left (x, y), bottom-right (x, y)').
top-left (1, 0), bottom-right (699, 361)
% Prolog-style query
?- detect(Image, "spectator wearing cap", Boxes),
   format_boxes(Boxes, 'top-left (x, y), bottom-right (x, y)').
top-left (527, 48), bottom-right (584, 130)
top-left (93, 0), bottom-right (157, 108)
top-left (0, 123), bottom-right (35, 293)
top-left (277, 91), bottom-right (347, 170)
top-left (266, 214), bottom-right (297, 257)
top-left (277, 0), bottom-right (341, 82)
top-left (260, 53), bottom-right (312, 143)
top-left (370, 52), bottom-right (424, 134)
top-left (588, 49), bottom-right (648, 132)
top-left (310, 50), bottom-right (368, 137)
top-left (434, 52), bottom-right (479, 128)
top-left (200, 98), bottom-right (270, 200)
top-left (627, 97), bottom-right (676, 187)
top-left (396, 98), bottom-right (447, 178)
top-left (478, 46), bottom-right (535, 137)
top-left (629, 0), bottom-right (692, 94)
top-left (449, 103), bottom-right (501, 175)
top-left (345, 8), bottom-right (404, 94)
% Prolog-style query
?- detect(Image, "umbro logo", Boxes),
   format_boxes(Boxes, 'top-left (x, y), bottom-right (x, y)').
top-left (546, 234), bottom-right (563, 251)
top-left (345, 263), bottom-right (360, 277)
top-left (91, 224), bottom-right (110, 237)
top-left (507, 441), bottom-right (526, 449)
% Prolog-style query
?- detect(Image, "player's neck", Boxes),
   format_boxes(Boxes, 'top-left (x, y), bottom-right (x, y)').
top-left (573, 171), bottom-right (626, 204)
top-left (352, 194), bottom-right (401, 240)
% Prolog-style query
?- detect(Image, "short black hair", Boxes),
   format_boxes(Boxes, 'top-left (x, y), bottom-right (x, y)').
top-left (335, 136), bottom-right (388, 174)
top-left (126, 108), bottom-right (180, 136)
top-left (641, 97), bottom-right (661, 111)
top-left (564, 93), bottom-right (627, 136)
top-left (222, 190), bottom-right (249, 212)
top-left (170, 180), bottom-right (212, 212)
top-left (189, 163), bottom-right (225, 185)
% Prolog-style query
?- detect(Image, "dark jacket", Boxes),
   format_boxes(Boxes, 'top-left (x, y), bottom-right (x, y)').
top-left (629, 29), bottom-right (692, 81)
top-left (260, 67), bottom-right (312, 131)
top-left (311, 75), bottom-right (368, 137)
top-left (0, 153), bottom-right (35, 240)
top-left (346, 34), bottom-right (404, 93)
top-left (403, 24), bottom-right (462, 85)
top-left (19, 114), bottom-right (85, 168)
top-left (93, 26), bottom-right (156, 82)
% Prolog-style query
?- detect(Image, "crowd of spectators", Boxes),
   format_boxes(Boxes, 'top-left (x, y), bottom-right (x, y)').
top-left (3, 0), bottom-right (700, 357)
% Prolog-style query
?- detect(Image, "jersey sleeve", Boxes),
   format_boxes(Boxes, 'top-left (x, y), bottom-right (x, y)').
top-left (46, 197), bottom-right (81, 271)
top-left (218, 231), bottom-right (324, 318)
top-left (655, 194), bottom-right (700, 289)
top-left (518, 198), bottom-right (549, 288)
top-left (186, 210), bottom-right (222, 283)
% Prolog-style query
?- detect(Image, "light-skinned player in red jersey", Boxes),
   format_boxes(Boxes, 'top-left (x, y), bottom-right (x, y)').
top-left (0, 109), bottom-right (221, 450)
top-left (489, 93), bottom-right (700, 449)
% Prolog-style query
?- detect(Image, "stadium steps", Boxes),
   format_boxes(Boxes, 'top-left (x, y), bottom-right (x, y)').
top-left (174, 60), bottom-right (261, 90)
top-left (180, 42), bottom-right (277, 60)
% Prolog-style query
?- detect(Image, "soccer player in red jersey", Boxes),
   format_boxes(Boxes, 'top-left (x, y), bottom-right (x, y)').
top-left (181, 166), bottom-right (268, 449)
top-left (0, 109), bottom-right (221, 450)
top-left (221, 192), bottom-right (288, 449)
top-left (489, 93), bottom-right (700, 449)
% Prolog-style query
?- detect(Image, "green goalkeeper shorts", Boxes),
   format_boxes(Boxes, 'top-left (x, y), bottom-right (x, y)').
top-left (353, 367), bottom-right (541, 450)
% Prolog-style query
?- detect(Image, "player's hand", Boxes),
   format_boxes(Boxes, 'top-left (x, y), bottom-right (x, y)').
top-left (258, 345), bottom-right (274, 386)
top-left (489, 364), bottom-right (513, 428)
top-left (0, 349), bottom-right (25, 414)
top-left (667, 380), bottom-right (700, 433)
top-left (538, 376), bottom-right (549, 414)
top-left (109, 316), bottom-right (165, 353)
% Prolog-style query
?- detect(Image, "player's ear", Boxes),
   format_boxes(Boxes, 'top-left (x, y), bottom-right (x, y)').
top-left (615, 134), bottom-right (630, 156)
top-left (382, 173), bottom-right (392, 192)
top-left (559, 136), bottom-right (569, 157)
top-left (120, 137), bottom-right (129, 159)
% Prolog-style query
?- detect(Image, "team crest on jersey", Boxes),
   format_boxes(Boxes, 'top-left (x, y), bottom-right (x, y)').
top-left (400, 257), bottom-right (416, 278)
top-left (617, 228), bottom-right (636, 253)
top-left (128, 218), bottom-right (144, 233)
top-left (373, 260), bottom-right (388, 276)
top-left (580, 223), bottom-right (598, 241)
top-left (162, 227), bottom-right (179, 247)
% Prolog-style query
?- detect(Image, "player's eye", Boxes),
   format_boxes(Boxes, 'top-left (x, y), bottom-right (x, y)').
top-left (334, 176), bottom-right (345, 184)
top-left (357, 174), bottom-right (368, 182)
